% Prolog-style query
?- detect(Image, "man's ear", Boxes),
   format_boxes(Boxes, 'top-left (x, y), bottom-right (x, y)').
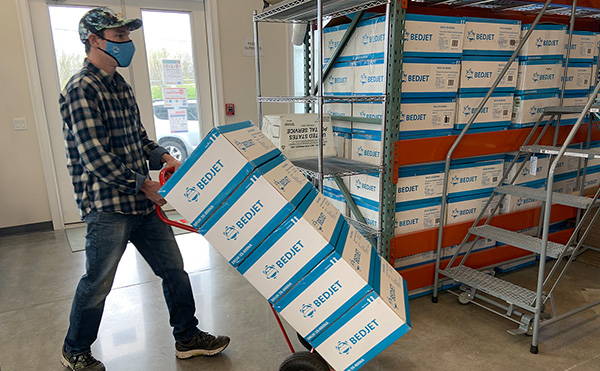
top-left (88, 33), bottom-right (103, 49)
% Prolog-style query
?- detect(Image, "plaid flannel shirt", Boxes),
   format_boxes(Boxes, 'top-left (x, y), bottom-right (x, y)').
top-left (60, 59), bottom-right (168, 218)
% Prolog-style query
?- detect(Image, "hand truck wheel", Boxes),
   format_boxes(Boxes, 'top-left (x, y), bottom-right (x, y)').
top-left (279, 351), bottom-right (330, 371)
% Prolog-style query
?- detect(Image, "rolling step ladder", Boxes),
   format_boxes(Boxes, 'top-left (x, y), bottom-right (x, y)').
top-left (437, 80), bottom-right (600, 354)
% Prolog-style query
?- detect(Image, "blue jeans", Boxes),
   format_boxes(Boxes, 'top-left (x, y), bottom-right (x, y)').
top-left (64, 211), bottom-right (200, 354)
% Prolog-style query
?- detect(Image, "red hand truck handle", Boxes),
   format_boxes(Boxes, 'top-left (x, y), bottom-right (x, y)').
top-left (155, 167), bottom-right (198, 233)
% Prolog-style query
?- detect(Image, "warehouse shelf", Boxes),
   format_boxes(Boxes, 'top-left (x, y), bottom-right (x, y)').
top-left (291, 157), bottom-right (381, 178)
top-left (257, 95), bottom-right (386, 104)
top-left (254, 0), bottom-right (388, 22)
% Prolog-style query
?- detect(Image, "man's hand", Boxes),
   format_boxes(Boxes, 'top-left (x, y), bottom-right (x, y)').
top-left (141, 179), bottom-right (167, 206)
top-left (162, 153), bottom-right (182, 171)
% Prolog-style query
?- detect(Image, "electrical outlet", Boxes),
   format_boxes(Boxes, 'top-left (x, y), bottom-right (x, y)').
top-left (13, 117), bottom-right (27, 131)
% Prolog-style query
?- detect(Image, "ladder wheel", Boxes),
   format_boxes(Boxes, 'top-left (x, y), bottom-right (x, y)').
top-left (458, 292), bottom-right (473, 305)
top-left (431, 296), bottom-right (439, 303)
top-left (279, 351), bottom-right (329, 371)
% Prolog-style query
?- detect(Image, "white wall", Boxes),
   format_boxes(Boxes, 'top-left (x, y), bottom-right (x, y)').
top-left (0, 0), bottom-right (294, 229)
top-left (0, 0), bottom-right (52, 228)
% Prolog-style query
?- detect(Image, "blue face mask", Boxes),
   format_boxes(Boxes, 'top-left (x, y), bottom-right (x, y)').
top-left (100, 39), bottom-right (136, 67)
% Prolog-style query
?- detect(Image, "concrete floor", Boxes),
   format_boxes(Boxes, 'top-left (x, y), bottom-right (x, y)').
top-left (1, 230), bottom-right (599, 371)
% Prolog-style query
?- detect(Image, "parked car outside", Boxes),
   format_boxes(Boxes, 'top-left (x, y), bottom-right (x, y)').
top-left (152, 100), bottom-right (201, 162)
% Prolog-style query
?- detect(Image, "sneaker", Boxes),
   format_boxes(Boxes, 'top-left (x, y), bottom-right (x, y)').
top-left (175, 331), bottom-right (230, 359)
top-left (60, 348), bottom-right (105, 371)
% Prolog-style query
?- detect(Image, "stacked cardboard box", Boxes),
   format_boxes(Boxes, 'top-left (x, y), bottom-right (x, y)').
top-left (159, 121), bottom-right (411, 370)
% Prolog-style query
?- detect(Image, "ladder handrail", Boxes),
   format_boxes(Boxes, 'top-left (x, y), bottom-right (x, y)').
top-left (432, 0), bottom-right (556, 301)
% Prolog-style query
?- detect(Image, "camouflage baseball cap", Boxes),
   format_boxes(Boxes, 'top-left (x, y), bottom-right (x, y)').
top-left (79, 7), bottom-right (142, 43)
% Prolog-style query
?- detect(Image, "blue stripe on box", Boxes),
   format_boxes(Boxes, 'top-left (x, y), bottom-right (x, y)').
top-left (399, 129), bottom-right (453, 139)
top-left (228, 183), bottom-right (314, 267)
top-left (518, 55), bottom-right (565, 62)
top-left (522, 24), bottom-right (567, 31)
top-left (403, 57), bottom-right (461, 65)
top-left (274, 254), bottom-right (341, 311)
top-left (515, 91), bottom-right (560, 100)
top-left (370, 254), bottom-right (382, 292)
top-left (346, 324), bottom-right (411, 371)
top-left (403, 52), bottom-right (463, 58)
top-left (218, 120), bottom-right (253, 133)
top-left (311, 291), bottom-right (378, 348)
top-left (465, 17), bottom-right (520, 25)
top-left (304, 286), bottom-right (372, 343)
top-left (268, 245), bottom-right (335, 304)
top-left (236, 189), bottom-right (318, 274)
top-left (402, 92), bottom-right (459, 99)
top-left (199, 156), bottom-right (287, 233)
top-left (189, 163), bottom-right (254, 228)
top-left (515, 88), bottom-right (561, 96)
top-left (159, 129), bottom-right (221, 196)
top-left (402, 279), bottom-right (411, 326)
top-left (460, 87), bottom-right (515, 94)
top-left (462, 55), bottom-right (512, 62)
top-left (406, 13), bottom-right (464, 24)
top-left (454, 121), bottom-right (512, 129)
top-left (518, 58), bottom-right (563, 66)
top-left (463, 50), bottom-right (515, 56)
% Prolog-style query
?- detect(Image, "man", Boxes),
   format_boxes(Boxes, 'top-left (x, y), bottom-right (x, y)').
top-left (59, 8), bottom-right (229, 371)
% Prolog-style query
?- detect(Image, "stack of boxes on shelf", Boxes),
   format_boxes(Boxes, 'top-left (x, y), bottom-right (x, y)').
top-left (320, 13), bottom-right (599, 272)
top-left (457, 17), bottom-right (520, 132)
top-left (159, 121), bottom-right (411, 371)
top-left (512, 24), bottom-right (566, 128)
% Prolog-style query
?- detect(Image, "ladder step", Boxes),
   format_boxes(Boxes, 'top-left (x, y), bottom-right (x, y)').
top-left (521, 145), bottom-right (600, 159)
top-left (496, 185), bottom-right (594, 209)
top-left (470, 225), bottom-right (569, 259)
top-left (542, 105), bottom-right (600, 115)
top-left (441, 266), bottom-right (537, 310)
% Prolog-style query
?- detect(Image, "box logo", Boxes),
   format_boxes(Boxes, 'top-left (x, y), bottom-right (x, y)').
top-left (404, 32), bottom-right (433, 42)
top-left (328, 39), bottom-right (340, 51)
top-left (529, 105), bottom-right (544, 116)
top-left (403, 73), bottom-right (430, 83)
top-left (184, 186), bottom-right (200, 203)
top-left (354, 178), bottom-right (376, 192)
top-left (362, 33), bottom-right (385, 45)
top-left (300, 303), bottom-right (316, 319)
top-left (451, 175), bottom-right (478, 185)
top-left (450, 207), bottom-right (477, 219)
top-left (359, 73), bottom-right (384, 85)
top-left (272, 240), bottom-right (306, 271)
top-left (463, 105), bottom-right (489, 116)
top-left (223, 225), bottom-right (239, 241)
top-left (535, 37), bottom-right (560, 48)
top-left (262, 264), bottom-right (279, 279)
top-left (356, 146), bottom-right (380, 158)
top-left (387, 284), bottom-right (399, 310)
top-left (336, 341), bottom-right (352, 355)
top-left (328, 76), bottom-right (349, 86)
top-left (312, 212), bottom-right (326, 231)
top-left (532, 72), bottom-right (555, 82)
top-left (359, 111), bottom-right (383, 120)
top-left (466, 30), bottom-right (476, 41)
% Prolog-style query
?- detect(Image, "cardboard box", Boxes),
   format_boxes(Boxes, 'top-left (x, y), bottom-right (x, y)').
top-left (353, 58), bottom-right (386, 95)
top-left (310, 257), bottom-right (410, 371)
top-left (515, 58), bottom-right (562, 95)
top-left (587, 141), bottom-right (600, 167)
top-left (519, 24), bottom-right (567, 60)
top-left (568, 31), bottom-right (597, 63)
top-left (237, 189), bottom-right (346, 303)
top-left (504, 152), bottom-right (549, 184)
top-left (582, 165), bottom-right (600, 190)
top-left (455, 92), bottom-right (514, 129)
top-left (561, 94), bottom-right (590, 126)
top-left (351, 99), bottom-right (455, 138)
top-left (325, 62), bottom-right (355, 95)
top-left (404, 14), bottom-right (465, 58)
top-left (351, 155), bottom-right (502, 204)
top-left (394, 238), bottom-right (495, 270)
top-left (511, 92), bottom-right (560, 128)
top-left (553, 171), bottom-right (578, 194)
top-left (563, 62), bottom-right (593, 95)
top-left (463, 17), bottom-right (521, 56)
top-left (198, 155), bottom-right (313, 266)
top-left (459, 56), bottom-right (518, 93)
top-left (350, 132), bottom-right (382, 166)
top-left (554, 154), bottom-right (580, 175)
top-left (273, 224), bottom-right (374, 342)
top-left (350, 16), bottom-right (386, 61)
top-left (323, 186), bottom-right (348, 215)
top-left (262, 114), bottom-right (337, 160)
top-left (501, 179), bottom-right (544, 214)
top-left (158, 121), bottom-right (280, 228)
top-left (323, 23), bottom-right (354, 64)
top-left (445, 191), bottom-right (500, 226)
top-left (402, 58), bottom-right (461, 98)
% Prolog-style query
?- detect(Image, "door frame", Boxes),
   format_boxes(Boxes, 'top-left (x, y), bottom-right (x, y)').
top-left (16, 0), bottom-right (225, 230)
